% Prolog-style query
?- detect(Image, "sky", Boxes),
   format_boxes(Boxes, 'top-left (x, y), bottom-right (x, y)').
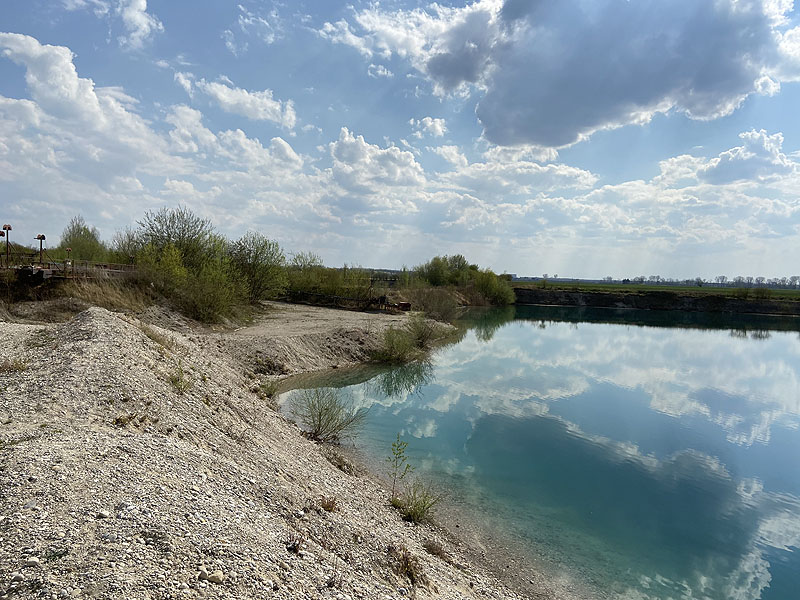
top-left (1, 0), bottom-right (800, 279)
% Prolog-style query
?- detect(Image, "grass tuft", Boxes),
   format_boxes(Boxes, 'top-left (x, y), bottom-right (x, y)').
top-left (167, 361), bottom-right (192, 394)
top-left (395, 478), bottom-right (443, 524)
top-left (290, 388), bottom-right (367, 443)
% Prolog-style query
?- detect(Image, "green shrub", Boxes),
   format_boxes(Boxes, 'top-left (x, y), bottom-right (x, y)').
top-left (396, 478), bottom-right (443, 523)
top-left (371, 326), bottom-right (420, 364)
top-left (290, 388), bottom-right (367, 443)
top-left (471, 268), bottom-right (515, 305)
top-left (403, 287), bottom-right (460, 322)
top-left (229, 232), bottom-right (288, 302)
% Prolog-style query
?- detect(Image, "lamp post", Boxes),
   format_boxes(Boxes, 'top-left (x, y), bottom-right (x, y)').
top-left (2, 224), bottom-right (10, 267)
top-left (35, 234), bottom-right (46, 266)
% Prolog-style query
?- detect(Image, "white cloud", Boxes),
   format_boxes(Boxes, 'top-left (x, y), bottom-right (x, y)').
top-left (699, 130), bottom-right (795, 184)
top-left (116, 0), bottom-right (163, 50)
top-left (222, 29), bottom-right (245, 57)
top-left (174, 71), bottom-right (194, 96)
top-left (430, 145), bottom-right (468, 168)
top-left (322, 0), bottom-right (799, 148)
top-left (410, 116), bottom-right (446, 138)
top-left (62, 0), bottom-right (110, 16)
top-left (236, 3), bottom-right (280, 45)
top-left (329, 127), bottom-right (426, 199)
top-left (0, 33), bottom-right (183, 229)
top-left (367, 63), bottom-right (393, 78)
top-left (222, 3), bottom-right (282, 56)
top-left (195, 79), bottom-right (296, 128)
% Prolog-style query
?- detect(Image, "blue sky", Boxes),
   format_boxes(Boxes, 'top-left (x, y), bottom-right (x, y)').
top-left (2, 0), bottom-right (800, 279)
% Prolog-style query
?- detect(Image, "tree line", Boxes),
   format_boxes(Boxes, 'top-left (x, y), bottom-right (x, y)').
top-left (34, 208), bottom-right (514, 322)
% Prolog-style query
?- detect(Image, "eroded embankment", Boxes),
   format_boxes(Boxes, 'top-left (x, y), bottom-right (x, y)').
top-left (0, 304), bottom-right (526, 600)
top-left (514, 287), bottom-right (800, 316)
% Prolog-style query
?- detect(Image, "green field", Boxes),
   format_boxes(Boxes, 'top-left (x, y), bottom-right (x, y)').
top-left (513, 281), bottom-right (800, 301)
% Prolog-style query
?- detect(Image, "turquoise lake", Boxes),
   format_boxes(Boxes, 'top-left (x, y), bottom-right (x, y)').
top-left (282, 306), bottom-right (800, 600)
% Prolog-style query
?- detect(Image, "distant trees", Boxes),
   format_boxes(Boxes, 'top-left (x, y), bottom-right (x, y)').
top-left (58, 216), bottom-right (108, 261)
top-left (414, 254), bottom-right (514, 306)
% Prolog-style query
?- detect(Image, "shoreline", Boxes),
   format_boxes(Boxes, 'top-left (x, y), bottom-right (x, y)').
top-left (276, 348), bottom-right (596, 600)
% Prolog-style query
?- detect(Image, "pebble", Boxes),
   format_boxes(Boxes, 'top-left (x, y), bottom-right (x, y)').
top-left (11, 572), bottom-right (24, 583)
top-left (207, 571), bottom-right (225, 584)
top-left (96, 510), bottom-right (111, 519)
top-left (25, 557), bottom-right (41, 567)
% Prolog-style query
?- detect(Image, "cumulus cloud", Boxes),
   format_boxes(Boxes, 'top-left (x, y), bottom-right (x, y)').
top-left (116, 0), bottom-right (163, 49)
top-left (410, 116), bottom-right (446, 138)
top-left (655, 129), bottom-right (797, 186)
top-left (195, 79), bottom-right (296, 128)
top-left (0, 32), bottom-right (182, 227)
top-left (699, 130), bottom-right (796, 184)
top-left (430, 145), bottom-right (468, 168)
top-left (329, 127), bottom-right (425, 197)
top-left (322, 0), bottom-right (798, 148)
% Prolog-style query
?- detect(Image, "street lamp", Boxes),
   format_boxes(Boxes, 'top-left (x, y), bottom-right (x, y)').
top-left (35, 234), bottom-right (46, 265)
top-left (2, 224), bottom-right (10, 267)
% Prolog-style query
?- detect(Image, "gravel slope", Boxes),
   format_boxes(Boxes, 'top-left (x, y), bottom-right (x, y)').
top-left (0, 304), bottom-right (527, 600)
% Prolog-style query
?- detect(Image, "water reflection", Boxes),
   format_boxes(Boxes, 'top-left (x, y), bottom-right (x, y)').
top-left (280, 307), bottom-right (800, 599)
top-left (368, 360), bottom-right (434, 398)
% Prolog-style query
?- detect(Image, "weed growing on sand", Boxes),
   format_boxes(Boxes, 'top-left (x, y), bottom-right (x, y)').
top-left (290, 388), bottom-right (367, 443)
top-left (396, 478), bottom-right (443, 524)
top-left (371, 326), bottom-right (418, 363)
top-left (387, 433), bottom-right (414, 501)
top-left (167, 360), bottom-right (192, 394)
top-left (0, 358), bottom-right (27, 373)
top-left (387, 545), bottom-right (428, 587)
top-left (285, 531), bottom-right (307, 555)
top-left (62, 279), bottom-right (152, 312)
top-left (257, 379), bottom-right (279, 401)
top-left (113, 412), bottom-right (137, 427)
top-left (319, 495), bottom-right (339, 512)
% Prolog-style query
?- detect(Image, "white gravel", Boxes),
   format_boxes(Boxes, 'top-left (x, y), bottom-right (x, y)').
top-left (0, 304), bottom-right (529, 600)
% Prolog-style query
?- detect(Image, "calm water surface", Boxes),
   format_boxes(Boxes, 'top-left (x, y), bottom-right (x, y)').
top-left (282, 306), bottom-right (800, 600)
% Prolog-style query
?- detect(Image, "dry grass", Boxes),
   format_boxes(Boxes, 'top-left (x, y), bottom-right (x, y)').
top-left (61, 278), bottom-right (153, 312)
top-left (387, 544), bottom-right (428, 588)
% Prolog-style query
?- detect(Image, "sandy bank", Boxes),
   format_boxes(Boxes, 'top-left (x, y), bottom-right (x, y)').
top-left (0, 302), bottom-right (531, 600)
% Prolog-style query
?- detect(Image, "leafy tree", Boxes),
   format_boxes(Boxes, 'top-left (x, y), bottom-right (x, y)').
top-left (136, 206), bottom-right (214, 270)
top-left (229, 231), bottom-right (288, 302)
top-left (59, 215), bottom-right (108, 261)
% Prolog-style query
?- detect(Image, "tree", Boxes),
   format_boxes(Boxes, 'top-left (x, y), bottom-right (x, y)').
top-left (59, 215), bottom-right (108, 261)
top-left (136, 206), bottom-right (214, 270)
top-left (229, 232), bottom-right (288, 302)
top-left (715, 275), bottom-right (728, 285)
